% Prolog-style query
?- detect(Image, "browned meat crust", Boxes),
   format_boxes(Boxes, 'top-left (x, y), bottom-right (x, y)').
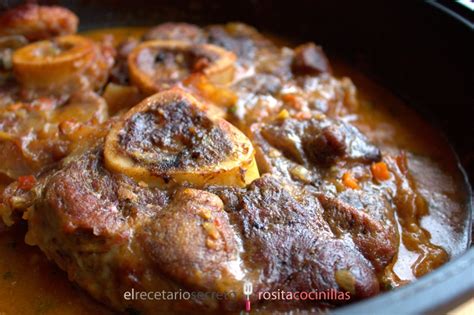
top-left (255, 116), bottom-right (381, 168)
top-left (316, 192), bottom-right (398, 272)
top-left (211, 176), bottom-right (380, 299)
top-left (292, 42), bottom-right (332, 75)
top-left (143, 23), bottom-right (206, 43)
top-left (139, 188), bottom-right (241, 293)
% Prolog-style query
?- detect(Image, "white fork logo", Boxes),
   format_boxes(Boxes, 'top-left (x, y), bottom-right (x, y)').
top-left (243, 281), bottom-right (253, 312)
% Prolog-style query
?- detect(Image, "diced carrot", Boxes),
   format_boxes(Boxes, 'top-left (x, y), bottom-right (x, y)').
top-left (371, 161), bottom-right (391, 181)
top-left (58, 119), bottom-right (80, 136)
top-left (17, 175), bottom-right (36, 190)
top-left (198, 208), bottom-right (212, 220)
top-left (8, 103), bottom-right (23, 111)
top-left (184, 74), bottom-right (237, 107)
top-left (342, 172), bottom-right (359, 189)
top-left (295, 111), bottom-right (312, 120)
top-left (282, 93), bottom-right (302, 110)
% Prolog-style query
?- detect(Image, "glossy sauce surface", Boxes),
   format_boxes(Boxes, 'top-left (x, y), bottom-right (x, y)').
top-left (0, 27), bottom-right (470, 314)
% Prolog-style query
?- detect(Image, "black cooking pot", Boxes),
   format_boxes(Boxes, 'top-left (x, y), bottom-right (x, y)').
top-left (1, 0), bottom-right (473, 314)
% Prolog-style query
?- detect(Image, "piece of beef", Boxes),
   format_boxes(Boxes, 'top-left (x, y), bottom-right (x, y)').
top-left (233, 73), bottom-right (282, 96)
top-left (206, 25), bottom-right (257, 63)
top-left (292, 43), bottom-right (332, 75)
top-left (138, 188), bottom-right (242, 295)
top-left (303, 121), bottom-right (382, 165)
top-left (315, 192), bottom-right (398, 272)
top-left (143, 23), bottom-right (206, 43)
top-left (211, 175), bottom-right (380, 301)
top-left (251, 116), bottom-right (381, 181)
top-left (19, 145), bottom-right (242, 313)
top-left (206, 23), bottom-right (275, 67)
top-left (0, 4), bottom-right (78, 41)
top-left (110, 38), bottom-right (139, 85)
top-left (246, 114), bottom-right (397, 275)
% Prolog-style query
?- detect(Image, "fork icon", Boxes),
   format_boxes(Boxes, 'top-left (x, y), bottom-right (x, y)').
top-left (243, 281), bottom-right (253, 312)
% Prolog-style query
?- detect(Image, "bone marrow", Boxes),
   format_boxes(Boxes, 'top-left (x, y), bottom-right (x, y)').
top-left (128, 40), bottom-right (236, 94)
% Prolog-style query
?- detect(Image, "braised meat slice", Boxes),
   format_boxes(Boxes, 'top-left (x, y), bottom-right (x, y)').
top-left (0, 4), bottom-right (78, 41)
top-left (303, 120), bottom-right (382, 165)
top-left (211, 175), bottom-right (380, 301)
top-left (250, 115), bottom-right (381, 182)
top-left (315, 191), bottom-right (398, 272)
top-left (206, 23), bottom-right (273, 65)
top-left (292, 43), bottom-right (332, 75)
top-left (24, 145), bottom-right (244, 313)
top-left (143, 23), bottom-right (206, 43)
top-left (109, 38), bottom-right (139, 85)
top-left (138, 188), bottom-right (242, 294)
top-left (246, 113), bottom-right (397, 274)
